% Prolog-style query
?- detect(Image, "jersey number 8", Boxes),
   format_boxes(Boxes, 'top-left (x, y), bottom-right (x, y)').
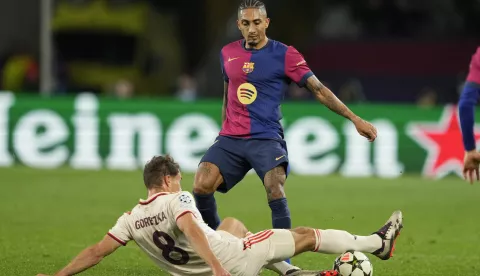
top-left (153, 231), bottom-right (190, 265)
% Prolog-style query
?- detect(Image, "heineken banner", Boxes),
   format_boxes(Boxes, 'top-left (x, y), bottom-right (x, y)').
top-left (0, 92), bottom-right (473, 179)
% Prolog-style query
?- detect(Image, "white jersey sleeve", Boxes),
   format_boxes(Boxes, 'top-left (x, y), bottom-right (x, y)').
top-left (108, 213), bottom-right (133, 246)
top-left (170, 191), bottom-right (200, 222)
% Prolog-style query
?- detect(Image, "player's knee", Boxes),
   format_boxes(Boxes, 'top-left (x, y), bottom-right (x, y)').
top-left (224, 217), bottom-right (248, 231)
top-left (291, 227), bottom-right (316, 251)
top-left (264, 166), bottom-right (287, 200)
top-left (264, 181), bottom-right (286, 200)
top-left (266, 185), bottom-right (285, 200)
top-left (222, 217), bottom-right (243, 229)
top-left (193, 162), bottom-right (221, 194)
top-left (224, 217), bottom-right (245, 224)
top-left (217, 217), bottom-right (249, 238)
top-left (193, 184), bottom-right (215, 195)
top-left (193, 175), bottom-right (216, 194)
top-left (292, 227), bottom-right (311, 235)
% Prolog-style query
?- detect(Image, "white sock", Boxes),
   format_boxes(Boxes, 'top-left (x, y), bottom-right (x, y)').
top-left (265, 261), bottom-right (299, 275)
top-left (312, 229), bottom-right (382, 254)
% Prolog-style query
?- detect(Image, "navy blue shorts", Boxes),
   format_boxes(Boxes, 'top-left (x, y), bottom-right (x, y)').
top-left (200, 136), bottom-right (290, 193)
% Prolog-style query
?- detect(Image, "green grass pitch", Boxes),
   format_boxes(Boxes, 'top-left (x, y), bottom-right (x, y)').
top-left (1, 167), bottom-right (479, 276)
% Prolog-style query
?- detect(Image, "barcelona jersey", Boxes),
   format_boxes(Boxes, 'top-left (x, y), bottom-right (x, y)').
top-left (467, 46), bottom-right (480, 84)
top-left (219, 39), bottom-right (313, 140)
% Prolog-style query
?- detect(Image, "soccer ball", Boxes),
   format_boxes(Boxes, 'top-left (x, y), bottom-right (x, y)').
top-left (333, 250), bottom-right (373, 276)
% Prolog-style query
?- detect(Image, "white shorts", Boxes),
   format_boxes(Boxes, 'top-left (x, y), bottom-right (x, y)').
top-left (214, 229), bottom-right (296, 276)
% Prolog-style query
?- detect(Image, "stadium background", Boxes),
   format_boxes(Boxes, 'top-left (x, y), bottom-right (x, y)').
top-left (1, 0), bottom-right (480, 275)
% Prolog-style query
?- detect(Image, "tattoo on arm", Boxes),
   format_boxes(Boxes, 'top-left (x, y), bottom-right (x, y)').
top-left (222, 82), bottom-right (228, 123)
top-left (305, 76), bottom-right (357, 121)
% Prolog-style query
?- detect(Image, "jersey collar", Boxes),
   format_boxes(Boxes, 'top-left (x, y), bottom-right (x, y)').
top-left (139, 192), bottom-right (170, 205)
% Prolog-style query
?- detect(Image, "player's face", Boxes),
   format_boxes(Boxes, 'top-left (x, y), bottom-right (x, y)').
top-left (237, 8), bottom-right (270, 48)
top-left (170, 172), bottom-right (182, 192)
top-left (162, 171), bottom-right (183, 192)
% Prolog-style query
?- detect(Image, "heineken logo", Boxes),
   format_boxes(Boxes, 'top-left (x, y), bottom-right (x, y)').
top-left (408, 105), bottom-right (480, 179)
top-left (0, 92), bottom-right (474, 179)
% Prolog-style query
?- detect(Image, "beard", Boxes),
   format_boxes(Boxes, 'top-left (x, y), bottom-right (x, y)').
top-left (247, 36), bottom-right (260, 47)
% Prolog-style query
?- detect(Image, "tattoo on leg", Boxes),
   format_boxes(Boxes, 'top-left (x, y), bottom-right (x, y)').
top-left (266, 185), bottom-right (274, 201)
top-left (265, 166), bottom-right (286, 201)
top-left (198, 163), bottom-right (212, 177)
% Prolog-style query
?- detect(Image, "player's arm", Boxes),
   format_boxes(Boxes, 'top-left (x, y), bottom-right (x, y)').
top-left (458, 81), bottom-right (480, 182)
top-left (222, 81), bottom-right (228, 123)
top-left (39, 235), bottom-right (122, 276)
top-left (177, 213), bottom-right (228, 274)
top-left (459, 82), bottom-right (480, 152)
top-left (305, 75), bottom-right (377, 141)
top-left (285, 46), bottom-right (376, 141)
top-left (305, 75), bottom-right (358, 121)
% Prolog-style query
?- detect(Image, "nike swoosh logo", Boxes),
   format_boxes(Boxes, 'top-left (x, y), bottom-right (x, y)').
top-left (228, 57), bottom-right (240, 62)
top-left (296, 60), bottom-right (306, 66)
top-left (275, 155), bottom-right (285, 161)
top-left (212, 140), bottom-right (219, 145)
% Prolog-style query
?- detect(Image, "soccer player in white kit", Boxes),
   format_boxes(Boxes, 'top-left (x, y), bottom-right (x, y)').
top-left (37, 155), bottom-right (403, 276)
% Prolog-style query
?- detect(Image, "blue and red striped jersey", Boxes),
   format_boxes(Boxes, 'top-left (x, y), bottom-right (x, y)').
top-left (459, 46), bottom-right (480, 151)
top-left (219, 39), bottom-right (313, 139)
top-left (467, 47), bottom-right (480, 84)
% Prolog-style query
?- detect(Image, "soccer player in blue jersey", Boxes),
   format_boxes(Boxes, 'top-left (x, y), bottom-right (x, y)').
top-left (193, 0), bottom-right (377, 270)
top-left (459, 46), bottom-right (480, 183)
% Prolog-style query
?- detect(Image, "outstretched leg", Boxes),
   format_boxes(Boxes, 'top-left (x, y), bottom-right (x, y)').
top-left (290, 210), bottom-right (403, 260)
top-left (193, 162), bottom-right (223, 229)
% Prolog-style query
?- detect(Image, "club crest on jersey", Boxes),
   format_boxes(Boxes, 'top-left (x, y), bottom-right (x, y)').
top-left (242, 62), bottom-right (255, 74)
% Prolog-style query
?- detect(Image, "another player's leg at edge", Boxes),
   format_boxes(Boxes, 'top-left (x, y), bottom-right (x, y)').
top-left (218, 211), bottom-right (403, 276)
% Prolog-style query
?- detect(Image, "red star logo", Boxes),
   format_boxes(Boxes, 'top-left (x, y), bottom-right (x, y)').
top-left (407, 105), bottom-right (480, 178)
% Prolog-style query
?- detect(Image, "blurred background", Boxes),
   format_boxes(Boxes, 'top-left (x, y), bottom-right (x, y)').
top-left (1, 0), bottom-right (480, 177)
top-left (1, 0), bottom-right (479, 105)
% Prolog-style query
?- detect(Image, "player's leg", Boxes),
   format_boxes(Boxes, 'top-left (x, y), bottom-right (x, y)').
top-left (216, 217), bottom-right (249, 238)
top-left (247, 139), bottom-right (292, 261)
top-left (252, 211), bottom-right (402, 276)
top-left (264, 165), bottom-right (290, 230)
top-left (193, 136), bottom-right (252, 229)
top-left (289, 210), bottom-right (403, 260)
top-left (245, 229), bottom-right (335, 276)
top-left (193, 162), bottom-right (223, 229)
top-left (246, 140), bottom-right (291, 231)
top-left (216, 217), bottom-right (304, 275)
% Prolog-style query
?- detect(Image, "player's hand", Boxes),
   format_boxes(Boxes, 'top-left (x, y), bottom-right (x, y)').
top-left (463, 150), bottom-right (480, 184)
top-left (352, 117), bottom-right (377, 142)
top-left (36, 274), bottom-right (50, 276)
top-left (211, 263), bottom-right (231, 276)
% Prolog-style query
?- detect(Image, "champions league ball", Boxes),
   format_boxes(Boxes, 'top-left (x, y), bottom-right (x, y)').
top-left (333, 251), bottom-right (373, 276)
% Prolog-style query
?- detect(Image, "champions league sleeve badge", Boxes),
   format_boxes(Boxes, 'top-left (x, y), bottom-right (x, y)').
top-left (179, 193), bottom-right (193, 208)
